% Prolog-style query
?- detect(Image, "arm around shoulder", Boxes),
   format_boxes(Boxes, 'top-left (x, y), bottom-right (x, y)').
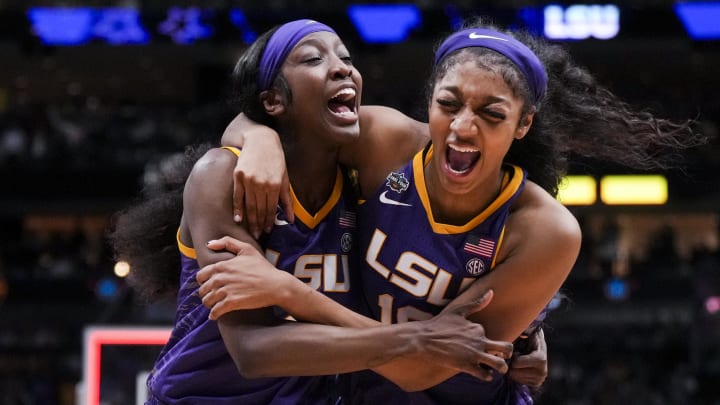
top-left (340, 105), bottom-right (429, 195)
top-left (219, 112), bottom-right (290, 234)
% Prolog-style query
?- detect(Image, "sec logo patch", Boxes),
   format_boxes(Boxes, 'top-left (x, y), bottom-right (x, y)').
top-left (466, 257), bottom-right (486, 276)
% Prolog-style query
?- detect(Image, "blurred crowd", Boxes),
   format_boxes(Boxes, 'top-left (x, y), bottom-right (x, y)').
top-left (0, 99), bottom-right (227, 172)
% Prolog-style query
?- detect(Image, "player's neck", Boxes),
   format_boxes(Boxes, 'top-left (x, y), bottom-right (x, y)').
top-left (425, 162), bottom-right (503, 226)
top-left (287, 158), bottom-right (339, 216)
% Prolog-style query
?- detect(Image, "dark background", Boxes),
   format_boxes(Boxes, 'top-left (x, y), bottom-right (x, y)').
top-left (0, 1), bottom-right (718, 404)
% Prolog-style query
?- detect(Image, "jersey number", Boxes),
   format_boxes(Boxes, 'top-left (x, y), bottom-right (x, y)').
top-left (377, 293), bottom-right (433, 324)
top-left (366, 229), bottom-right (475, 323)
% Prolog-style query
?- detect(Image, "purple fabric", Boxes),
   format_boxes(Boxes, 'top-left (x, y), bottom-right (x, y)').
top-left (434, 28), bottom-right (547, 104)
top-left (258, 19), bottom-right (336, 90)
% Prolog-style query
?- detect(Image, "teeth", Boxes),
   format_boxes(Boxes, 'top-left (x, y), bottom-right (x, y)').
top-left (331, 88), bottom-right (356, 101)
top-left (448, 144), bottom-right (479, 153)
top-left (448, 166), bottom-right (471, 175)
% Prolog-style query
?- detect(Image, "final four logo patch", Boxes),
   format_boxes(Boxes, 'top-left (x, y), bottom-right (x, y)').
top-left (385, 172), bottom-right (409, 194)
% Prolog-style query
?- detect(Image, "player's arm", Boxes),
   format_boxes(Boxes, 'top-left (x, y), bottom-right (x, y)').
top-left (220, 114), bottom-right (291, 238)
top-left (221, 287), bottom-right (510, 383)
top-left (340, 105), bottom-right (429, 196)
top-left (198, 237), bottom-right (511, 391)
top-left (446, 181), bottom-right (581, 343)
top-left (199, 237), bottom-right (548, 389)
top-left (185, 149), bottom-right (423, 378)
top-left (186, 149), bottom-right (510, 387)
top-left (221, 107), bottom-right (428, 172)
top-left (219, 107), bottom-right (428, 231)
top-left (181, 147), bottom-right (281, 353)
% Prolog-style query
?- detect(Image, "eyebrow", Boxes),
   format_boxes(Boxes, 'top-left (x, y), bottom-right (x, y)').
top-left (296, 37), bottom-right (322, 49)
top-left (295, 36), bottom-right (344, 51)
top-left (438, 86), bottom-right (509, 104)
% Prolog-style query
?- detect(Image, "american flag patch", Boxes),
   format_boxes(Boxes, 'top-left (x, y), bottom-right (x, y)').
top-left (464, 235), bottom-right (495, 258)
top-left (339, 210), bottom-right (356, 228)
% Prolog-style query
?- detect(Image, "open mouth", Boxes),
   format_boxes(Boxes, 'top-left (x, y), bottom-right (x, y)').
top-left (328, 88), bottom-right (357, 117)
top-left (446, 144), bottom-right (481, 174)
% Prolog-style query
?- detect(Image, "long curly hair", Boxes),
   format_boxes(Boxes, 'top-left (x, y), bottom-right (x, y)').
top-left (107, 143), bottom-right (212, 302)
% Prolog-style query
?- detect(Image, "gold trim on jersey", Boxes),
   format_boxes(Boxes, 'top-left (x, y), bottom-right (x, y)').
top-left (290, 168), bottom-right (344, 230)
top-left (173, 146), bottom-right (242, 261)
top-left (221, 145), bottom-right (242, 156)
top-left (490, 226), bottom-right (506, 270)
top-left (412, 145), bottom-right (524, 235)
top-left (223, 145), bottom-right (342, 229)
top-left (176, 229), bottom-right (197, 259)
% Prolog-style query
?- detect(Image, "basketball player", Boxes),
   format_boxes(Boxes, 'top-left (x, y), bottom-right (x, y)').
top-left (111, 19), bottom-right (520, 405)
top-left (199, 17), bottom-right (703, 404)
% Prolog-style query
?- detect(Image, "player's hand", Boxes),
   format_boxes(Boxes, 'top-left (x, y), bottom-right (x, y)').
top-left (508, 328), bottom-right (548, 388)
top-left (197, 237), bottom-right (290, 320)
top-left (416, 290), bottom-right (513, 381)
top-left (231, 133), bottom-right (293, 239)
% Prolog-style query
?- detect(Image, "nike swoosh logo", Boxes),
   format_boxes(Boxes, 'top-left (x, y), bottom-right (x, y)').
top-left (379, 190), bottom-right (412, 207)
top-left (274, 213), bottom-right (289, 226)
top-left (468, 32), bottom-right (508, 41)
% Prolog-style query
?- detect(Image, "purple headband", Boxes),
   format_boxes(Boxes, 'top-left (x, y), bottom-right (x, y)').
top-left (434, 28), bottom-right (547, 104)
top-left (258, 19), bottom-right (336, 91)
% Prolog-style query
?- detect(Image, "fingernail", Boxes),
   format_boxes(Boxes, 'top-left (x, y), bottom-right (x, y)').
top-left (234, 214), bottom-right (241, 223)
top-left (253, 230), bottom-right (261, 239)
top-left (206, 240), bottom-right (217, 245)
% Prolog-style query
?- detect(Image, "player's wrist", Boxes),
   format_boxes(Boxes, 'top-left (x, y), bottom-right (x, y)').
top-left (399, 321), bottom-right (435, 358)
top-left (273, 270), bottom-right (306, 309)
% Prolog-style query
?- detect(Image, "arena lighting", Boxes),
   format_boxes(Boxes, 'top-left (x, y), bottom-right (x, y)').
top-left (229, 8), bottom-right (257, 44)
top-left (674, 1), bottom-right (720, 40)
top-left (604, 277), bottom-right (629, 301)
top-left (82, 326), bottom-right (171, 405)
top-left (28, 7), bottom-right (148, 45)
top-left (91, 8), bottom-right (148, 44)
top-left (706, 296), bottom-right (720, 314)
top-left (95, 277), bottom-right (120, 302)
top-left (114, 260), bottom-right (130, 278)
top-left (544, 4), bottom-right (620, 40)
top-left (557, 175), bottom-right (597, 205)
top-left (600, 175), bottom-right (668, 205)
top-left (28, 7), bottom-right (94, 45)
top-left (157, 7), bottom-right (213, 44)
top-left (347, 4), bottom-right (421, 43)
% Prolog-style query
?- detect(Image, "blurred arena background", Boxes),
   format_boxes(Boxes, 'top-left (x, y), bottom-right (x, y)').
top-left (0, 1), bottom-right (718, 404)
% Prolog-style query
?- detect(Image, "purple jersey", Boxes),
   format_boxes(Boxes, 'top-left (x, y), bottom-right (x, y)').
top-left (262, 167), bottom-right (362, 314)
top-left (343, 146), bottom-right (532, 405)
top-left (147, 147), bottom-right (360, 404)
